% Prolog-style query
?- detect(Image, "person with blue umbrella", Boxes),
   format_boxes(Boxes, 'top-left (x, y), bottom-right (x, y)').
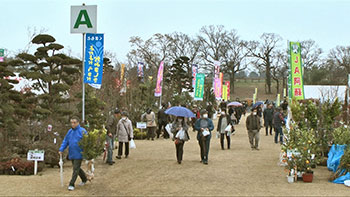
top-left (171, 116), bottom-right (190, 164)
top-left (194, 109), bottom-right (214, 165)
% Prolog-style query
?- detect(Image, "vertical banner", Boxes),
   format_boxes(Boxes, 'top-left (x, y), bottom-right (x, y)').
top-left (84, 33), bottom-right (104, 89)
top-left (192, 64), bottom-right (198, 89)
top-left (222, 85), bottom-right (228, 101)
top-left (283, 88), bottom-right (286, 98)
top-left (225, 81), bottom-right (230, 100)
top-left (289, 41), bottom-right (305, 100)
top-left (219, 72), bottom-right (223, 98)
top-left (214, 78), bottom-right (221, 100)
top-left (277, 94), bottom-right (281, 107)
top-left (194, 73), bottom-right (205, 101)
top-left (137, 62), bottom-right (144, 79)
top-left (0, 49), bottom-right (4, 62)
top-left (120, 64), bottom-right (125, 84)
top-left (253, 93), bottom-right (256, 104)
top-left (214, 61), bottom-right (220, 78)
top-left (155, 61), bottom-right (164, 97)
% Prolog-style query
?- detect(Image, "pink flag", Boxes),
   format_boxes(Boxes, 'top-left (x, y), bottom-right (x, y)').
top-left (155, 61), bottom-right (164, 97)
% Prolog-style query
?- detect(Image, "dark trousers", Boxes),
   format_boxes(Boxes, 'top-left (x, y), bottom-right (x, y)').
top-left (220, 133), bottom-right (231, 149)
top-left (175, 141), bottom-right (185, 162)
top-left (265, 120), bottom-right (273, 135)
top-left (118, 142), bottom-right (129, 156)
top-left (198, 134), bottom-right (211, 162)
top-left (147, 127), bottom-right (155, 140)
top-left (69, 159), bottom-right (87, 187)
top-left (157, 122), bottom-right (168, 138)
top-left (106, 135), bottom-right (114, 163)
top-left (274, 127), bottom-right (283, 144)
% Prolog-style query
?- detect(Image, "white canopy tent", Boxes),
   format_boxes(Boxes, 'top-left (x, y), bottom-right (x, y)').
top-left (304, 85), bottom-right (346, 102)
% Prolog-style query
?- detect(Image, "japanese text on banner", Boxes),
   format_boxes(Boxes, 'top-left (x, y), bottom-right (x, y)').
top-left (84, 33), bottom-right (104, 89)
top-left (289, 42), bottom-right (305, 100)
top-left (194, 73), bottom-right (205, 101)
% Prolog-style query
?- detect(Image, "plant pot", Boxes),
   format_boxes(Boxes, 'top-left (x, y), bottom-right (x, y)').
top-left (297, 171), bottom-right (303, 181)
top-left (302, 172), bottom-right (314, 183)
top-left (287, 175), bottom-right (295, 183)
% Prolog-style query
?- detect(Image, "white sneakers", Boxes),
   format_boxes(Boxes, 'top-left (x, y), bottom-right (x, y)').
top-left (68, 186), bottom-right (75, 191)
top-left (68, 182), bottom-right (86, 191)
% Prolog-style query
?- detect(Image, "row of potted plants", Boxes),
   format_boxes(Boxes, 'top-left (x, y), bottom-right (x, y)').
top-left (282, 124), bottom-right (318, 183)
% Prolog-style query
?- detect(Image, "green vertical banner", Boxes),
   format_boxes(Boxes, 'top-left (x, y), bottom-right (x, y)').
top-left (194, 73), bottom-right (205, 101)
top-left (289, 42), bottom-right (305, 100)
top-left (0, 49), bottom-right (4, 62)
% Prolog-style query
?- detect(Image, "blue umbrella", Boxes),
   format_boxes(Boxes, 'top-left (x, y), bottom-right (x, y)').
top-left (165, 106), bottom-right (195, 118)
top-left (252, 101), bottom-right (264, 109)
top-left (228, 102), bottom-right (243, 107)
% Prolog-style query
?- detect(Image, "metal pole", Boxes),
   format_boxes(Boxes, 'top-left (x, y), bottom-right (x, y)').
top-left (82, 33), bottom-right (85, 122)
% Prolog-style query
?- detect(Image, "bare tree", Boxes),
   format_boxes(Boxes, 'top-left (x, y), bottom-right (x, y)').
top-left (300, 39), bottom-right (323, 69)
top-left (221, 30), bottom-right (249, 93)
top-left (197, 25), bottom-right (228, 72)
top-left (245, 33), bottom-right (282, 94)
top-left (328, 46), bottom-right (350, 73)
top-left (128, 34), bottom-right (171, 78)
top-left (198, 25), bottom-right (249, 94)
top-left (166, 32), bottom-right (200, 65)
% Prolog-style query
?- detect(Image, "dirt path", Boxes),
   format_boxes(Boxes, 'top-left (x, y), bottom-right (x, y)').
top-left (1, 116), bottom-right (349, 196)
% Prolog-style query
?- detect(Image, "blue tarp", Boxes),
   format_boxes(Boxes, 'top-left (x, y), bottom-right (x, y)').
top-left (333, 172), bottom-right (350, 184)
top-left (327, 144), bottom-right (347, 173)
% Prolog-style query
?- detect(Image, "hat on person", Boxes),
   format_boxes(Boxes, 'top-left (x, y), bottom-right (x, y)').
top-left (200, 109), bottom-right (208, 115)
top-left (121, 111), bottom-right (128, 117)
top-left (114, 108), bottom-right (121, 114)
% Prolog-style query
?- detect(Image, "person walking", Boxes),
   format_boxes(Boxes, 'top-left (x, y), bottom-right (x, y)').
top-left (171, 116), bottom-right (190, 164)
top-left (116, 111), bottom-right (134, 159)
top-left (273, 107), bottom-right (286, 144)
top-left (59, 116), bottom-right (88, 191)
top-left (142, 108), bottom-right (157, 140)
top-left (217, 109), bottom-right (233, 150)
top-left (194, 109), bottom-right (214, 165)
top-left (246, 108), bottom-right (262, 150)
top-left (105, 108), bottom-right (121, 165)
top-left (263, 104), bottom-right (274, 136)
top-left (157, 103), bottom-right (170, 139)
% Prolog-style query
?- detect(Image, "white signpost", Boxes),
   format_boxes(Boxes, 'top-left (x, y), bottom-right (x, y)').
top-left (27, 149), bottom-right (45, 175)
top-left (70, 4), bottom-right (97, 122)
top-left (136, 122), bottom-right (147, 129)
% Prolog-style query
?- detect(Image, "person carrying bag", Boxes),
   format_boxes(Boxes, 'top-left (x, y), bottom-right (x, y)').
top-left (116, 112), bottom-right (134, 159)
top-left (171, 117), bottom-right (190, 164)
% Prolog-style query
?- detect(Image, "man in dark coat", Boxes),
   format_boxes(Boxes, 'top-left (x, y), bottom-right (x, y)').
top-left (246, 108), bottom-right (261, 150)
top-left (157, 103), bottom-right (170, 139)
top-left (105, 108), bottom-right (121, 165)
top-left (273, 107), bottom-right (285, 144)
top-left (263, 104), bottom-right (274, 136)
top-left (194, 109), bottom-right (214, 165)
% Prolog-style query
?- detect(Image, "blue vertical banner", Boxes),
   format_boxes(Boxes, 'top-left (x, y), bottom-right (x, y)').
top-left (84, 33), bottom-right (104, 89)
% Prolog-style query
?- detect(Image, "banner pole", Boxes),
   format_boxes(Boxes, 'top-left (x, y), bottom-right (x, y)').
top-left (82, 33), bottom-right (85, 122)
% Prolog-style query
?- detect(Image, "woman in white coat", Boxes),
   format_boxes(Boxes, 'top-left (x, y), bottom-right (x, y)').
top-left (116, 111), bottom-right (134, 159)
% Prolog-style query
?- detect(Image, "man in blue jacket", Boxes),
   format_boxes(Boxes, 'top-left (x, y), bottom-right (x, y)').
top-left (194, 109), bottom-right (214, 165)
top-left (59, 116), bottom-right (87, 191)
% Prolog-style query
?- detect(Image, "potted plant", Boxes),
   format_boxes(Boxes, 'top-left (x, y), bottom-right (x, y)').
top-left (79, 128), bottom-right (106, 181)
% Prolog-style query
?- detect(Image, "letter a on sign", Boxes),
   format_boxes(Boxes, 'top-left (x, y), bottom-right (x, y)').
top-left (71, 5), bottom-right (97, 34)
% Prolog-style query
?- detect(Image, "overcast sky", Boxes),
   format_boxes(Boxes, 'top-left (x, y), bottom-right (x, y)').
top-left (1, 0), bottom-right (349, 63)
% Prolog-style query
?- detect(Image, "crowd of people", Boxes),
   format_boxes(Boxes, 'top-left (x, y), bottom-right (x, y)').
top-left (58, 98), bottom-right (288, 191)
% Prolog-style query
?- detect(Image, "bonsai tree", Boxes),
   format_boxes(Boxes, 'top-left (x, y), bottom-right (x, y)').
top-left (14, 34), bottom-right (81, 123)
